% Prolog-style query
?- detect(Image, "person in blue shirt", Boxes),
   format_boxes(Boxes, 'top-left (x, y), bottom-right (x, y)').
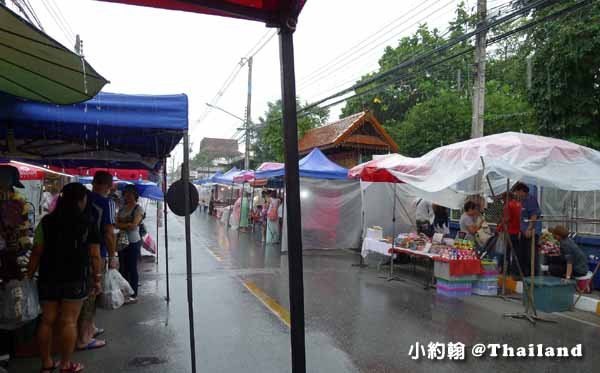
top-left (76, 171), bottom-right (118, 351)
top-left (512, 183), bottom-right (542, 277)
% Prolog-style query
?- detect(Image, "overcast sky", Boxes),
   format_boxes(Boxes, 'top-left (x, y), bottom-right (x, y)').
top-left (12, 0), bottom-right (480, 167)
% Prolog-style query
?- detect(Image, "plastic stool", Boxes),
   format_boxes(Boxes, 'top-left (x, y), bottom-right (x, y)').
top-left (575, 271), bottom-right (593, 294)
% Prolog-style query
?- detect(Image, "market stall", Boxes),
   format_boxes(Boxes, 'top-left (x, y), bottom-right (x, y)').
top-left (366, 132), bottom-right (600, 319)
top-left (255, 148), bottom-right (362, 251)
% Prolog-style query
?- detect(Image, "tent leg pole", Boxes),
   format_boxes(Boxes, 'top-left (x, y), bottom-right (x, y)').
top-left (163, 161), bottom-right (170, 303)
top-left (380, 183), bottom-right (402, 282)
top-left (279, 28), bottom-right (306, 373)
top-left (156, 202), bottom-right (159, 265)
top-left (183, 132), bottom-right (198, 373)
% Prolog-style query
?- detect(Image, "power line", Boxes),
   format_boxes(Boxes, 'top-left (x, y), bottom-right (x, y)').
top-left (298, 0), bottom-right (459, 91)
top-left (297, 0), bottom-right (439, 86)
top-left (302, 0), bottom-right (558, 113)
top-left (40, 0), bottom-right (75, 44)
top-left (303, 0), bottom-right (591, 115)
top-left (49, 0), bottom-right (75, 38)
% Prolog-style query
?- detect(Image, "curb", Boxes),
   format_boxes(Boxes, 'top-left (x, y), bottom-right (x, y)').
top-left (498, 275), bottom-right (600, 316)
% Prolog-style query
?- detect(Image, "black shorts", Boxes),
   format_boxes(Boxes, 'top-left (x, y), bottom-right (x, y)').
top-left (38, 280), bottom-right (89, 302)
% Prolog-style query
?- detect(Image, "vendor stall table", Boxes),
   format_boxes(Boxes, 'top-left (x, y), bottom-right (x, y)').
top-left (362, 238), bottom-right (440, 288)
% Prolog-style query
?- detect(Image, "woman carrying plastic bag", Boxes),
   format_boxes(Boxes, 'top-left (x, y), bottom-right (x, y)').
top-left (99, 269), bottom-right (134, 310)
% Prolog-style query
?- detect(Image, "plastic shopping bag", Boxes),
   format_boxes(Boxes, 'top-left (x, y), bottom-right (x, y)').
top-left (0, 279), bottom-right (39, 327)
top-left (99, 269), bottom-right (133, 310)
top-left (142, 233), bottom-right (157, 255)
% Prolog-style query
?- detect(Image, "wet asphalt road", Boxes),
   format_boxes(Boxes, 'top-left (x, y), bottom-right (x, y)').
top-left (12, 207), bottom-right (600, 372)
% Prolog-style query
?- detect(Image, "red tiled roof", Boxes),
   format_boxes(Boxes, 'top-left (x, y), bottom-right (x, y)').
top-left (199, 137), bottom-right (241, 157)
top-left (298, 111), bottom-right (399, 153)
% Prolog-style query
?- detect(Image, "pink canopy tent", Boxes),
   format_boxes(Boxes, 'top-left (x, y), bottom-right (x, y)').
top-left (93, 2), bottom-right (309, 372)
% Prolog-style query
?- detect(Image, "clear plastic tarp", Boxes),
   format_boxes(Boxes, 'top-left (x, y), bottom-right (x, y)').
top-left (372, 133), bottom-right (600, 208)
top-left (360, 182), bottom-right (416, 238)
top-left (282, 178), bottom-right (362, 251)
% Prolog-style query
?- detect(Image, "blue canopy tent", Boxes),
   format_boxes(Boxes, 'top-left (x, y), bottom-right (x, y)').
top-left (212, 167), bottom-right (240, 185)
top-left (193, 171), bottom-right (223, 185)
top-left (254, 148), bottom-right (349, 180)
top-left (0, 92), bottom-right (188, 170)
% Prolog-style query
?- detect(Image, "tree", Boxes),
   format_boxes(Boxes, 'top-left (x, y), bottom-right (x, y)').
top-left (527, 1), bottom-right (600, 148)
top-left (253, 100), bottom-right (329, 163)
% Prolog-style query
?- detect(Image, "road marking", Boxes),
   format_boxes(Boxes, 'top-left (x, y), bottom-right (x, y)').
top-left (242, 280), bottom-right (291, 328)
top-left (206, 247), bottom-right (223, 262)
top-left (553, 312), bottom-right (600, 328)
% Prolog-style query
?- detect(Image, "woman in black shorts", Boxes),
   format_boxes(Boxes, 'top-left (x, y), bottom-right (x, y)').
top-left (27, 183), bottom-right (102, 373)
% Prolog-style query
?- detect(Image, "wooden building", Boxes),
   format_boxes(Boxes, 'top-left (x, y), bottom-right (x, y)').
top-left (298, 111), bottom-right (399, 168)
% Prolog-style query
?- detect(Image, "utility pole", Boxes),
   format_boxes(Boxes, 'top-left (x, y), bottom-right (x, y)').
top-left (471, 0), bottom-right (487, 139)
top-left (244, 56), bottom-right (253, 170)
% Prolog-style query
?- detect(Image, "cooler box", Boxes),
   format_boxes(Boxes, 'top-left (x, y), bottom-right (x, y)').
top-left (589, 259), bottom-right (600, 290)
top-left (523, 276), bottom-right (575, 313)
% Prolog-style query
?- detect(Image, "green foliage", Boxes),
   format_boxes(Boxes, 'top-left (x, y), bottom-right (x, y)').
top-left (253, 100), bottom-right (329, 163)
top-left (527, 1), bottom-right (600, 145)
top-left (340, 1), bottom-right (599, 156)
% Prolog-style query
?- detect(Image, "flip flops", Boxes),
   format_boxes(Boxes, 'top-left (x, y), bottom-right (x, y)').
top-left (40, 361), bottom-right (60, 372)
top-left (59, 362), bottom-right (84, 373)
top-left (76, 339), bottom-right (106, 351)
top-left (93, 328), bottom-right (105, 338)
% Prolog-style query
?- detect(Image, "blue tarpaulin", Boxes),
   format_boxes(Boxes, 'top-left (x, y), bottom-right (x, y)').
top-left (193, 171), bottom-right (223, 185)
top-left (0, 92), bottom-right (188, 170)
top-left (212, 167), bottom-right (239, 185)
top-left (254, 148), bottom-right (348, 180)
top-left (79, 177), bottom-right (164, 201)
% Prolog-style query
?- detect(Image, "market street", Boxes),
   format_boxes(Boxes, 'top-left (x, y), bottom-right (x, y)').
top-left (12, 207), bottom-right (600, 373)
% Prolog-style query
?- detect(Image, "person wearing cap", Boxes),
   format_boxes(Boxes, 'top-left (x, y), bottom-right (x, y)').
top-left (548, 225), bottom-right (588, 280)
top-left (116, 185), bottom-right (144, 303)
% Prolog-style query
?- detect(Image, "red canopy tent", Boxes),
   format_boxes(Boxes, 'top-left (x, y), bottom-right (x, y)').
top-left (94, 2), bottom-right (308, 372)
top-left (52, 167), bottom-right (149, 181)
top-left (1, 162), bottom-right (45, 180)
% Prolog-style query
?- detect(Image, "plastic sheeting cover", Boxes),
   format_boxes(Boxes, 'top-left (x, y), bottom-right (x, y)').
top-left (361, 182), bottom-right (416, 239)
top-left (282, 178), bottom-right (362, 251)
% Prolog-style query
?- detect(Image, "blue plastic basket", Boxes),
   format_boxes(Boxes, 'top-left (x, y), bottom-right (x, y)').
top-left (588, 260), bottom-right (600, 290)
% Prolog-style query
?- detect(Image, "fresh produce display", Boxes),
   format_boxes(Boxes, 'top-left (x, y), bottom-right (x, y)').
top-left (540, 231), bottom-right (561, 256)
top-left (0, 192), bottom-right (33, 282)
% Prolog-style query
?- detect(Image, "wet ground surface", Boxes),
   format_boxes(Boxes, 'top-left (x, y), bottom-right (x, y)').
top-left (12, 208), bottom-right (600, 372)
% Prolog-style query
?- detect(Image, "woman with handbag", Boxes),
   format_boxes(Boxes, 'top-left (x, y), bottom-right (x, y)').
top-left (115, 185), bottom-right (144, 304)
top-left (265, 190), bottom-right (281, 244)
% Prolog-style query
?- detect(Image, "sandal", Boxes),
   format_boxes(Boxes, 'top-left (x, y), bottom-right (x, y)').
top-left (40, 361), bottom-right (60, 372)
top-left (93, 328), bottom-right (105, 338)
top-left (76, 338), bottom-right (106, 351)
top-left (59, 362), bottom-right (84, 373)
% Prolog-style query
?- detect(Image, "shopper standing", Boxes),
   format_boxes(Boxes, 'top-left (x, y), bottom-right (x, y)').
top-left (513, 183), bottom-right (542, 277)
top-left (116, 185), bottom-right (144, 303)
top-left (28, 183), bottom-right (101, 373)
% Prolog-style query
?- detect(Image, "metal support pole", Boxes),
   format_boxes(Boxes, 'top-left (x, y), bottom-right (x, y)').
top-left (183, 132), bottom-right (197, 373)
top-left (156, 201), bottom-right (159, 265)
top-left (471, 0), bottom-right (487, 139)
top-left (162, 161), bottom-right (170, 303)
top-left (279, 27), bottom-right (306, 373)
top-left (244, 57), bottom-right (253, 170)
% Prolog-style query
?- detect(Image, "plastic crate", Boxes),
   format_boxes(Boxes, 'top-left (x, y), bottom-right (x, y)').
top-left (473, 287), bottom-right (498, 296)
top-left (523, 276), bottom-right (575, 313)
top-left (437, 286), bottom-right (472, 297)
top-left (436, 278), bottom-right (472, 289)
